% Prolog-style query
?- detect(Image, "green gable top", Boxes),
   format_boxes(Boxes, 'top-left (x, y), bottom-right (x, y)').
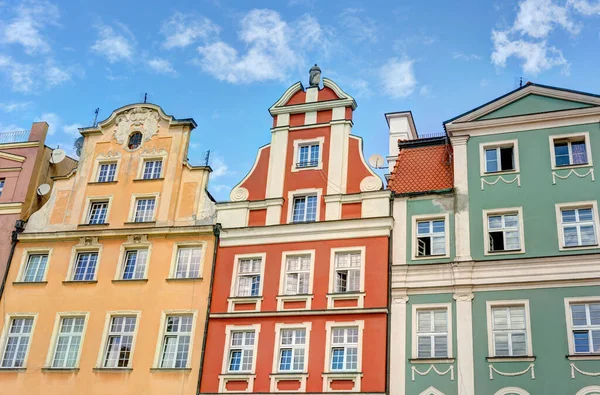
top-left (476, 93), bottom-right (594, 120)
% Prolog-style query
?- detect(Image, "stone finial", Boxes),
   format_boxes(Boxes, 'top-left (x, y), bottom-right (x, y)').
top-left (309, 64), bottom-right (321, 87)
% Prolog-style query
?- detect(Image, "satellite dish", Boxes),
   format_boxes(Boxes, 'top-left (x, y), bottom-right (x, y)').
top-left (37, 184), bottom-right (51, 196)
top-left (74, 137), bottom-right (84, 157)
top-left (50, 148), bottom-right (66, 164)
top-left (368, 153), bottom-right (386, 169)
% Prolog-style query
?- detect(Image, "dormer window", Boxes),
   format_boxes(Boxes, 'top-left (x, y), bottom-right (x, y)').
top-left (128, 132), bottom-right (142, 150)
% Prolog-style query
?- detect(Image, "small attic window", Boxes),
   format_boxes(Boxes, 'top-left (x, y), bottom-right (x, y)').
top-left (128, 132), bottom-right (142, 149)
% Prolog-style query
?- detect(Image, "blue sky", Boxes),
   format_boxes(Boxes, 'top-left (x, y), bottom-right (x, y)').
top-left (1, 0), bottom-right (599, 200)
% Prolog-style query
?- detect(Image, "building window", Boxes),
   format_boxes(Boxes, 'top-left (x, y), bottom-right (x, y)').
top-left (297, 144), bottom-right (319, 168)
top-left (292, 195), bottom-right (317, 223)
top-left (72, 252), bottom-right (98, 281)
top-left (143, 160), bottom-right (162, 180)
top-left (416, 219), bottom-right (446, 257)
top-left (278, 328), bottom-right (306, 372)
top-left (0, 178), bottom-right (5, 196)
top-left (51, 317), bottom-right (85, 368)
top-left (553, 137), bottom-right (588, 167)
top-left (228, 330), bottom-right (255, 372)
top-left (22, 254), bottom-right (48, 282)
top-left (235, 257), bottom-right (262, 297)
top-left (284, 255), bottom-right (310, 295)
top-left (134, 198), bottom-right (155, 222)
top-left (159, 315), bottom-right (193, 368)
top-left (491, 306), bottom-right (528, 356)
top-left (97, 163), bottom-right (117, 182)
top-left (485, 146), bottom-right (515, 173)
top-left (87, 201), bottom-right (108, 224)
top-left (121, 250), bottom-right (147, 280)
top-left (174, 247), bottom-right (202, 279)
top-left (416, 309), bottom-right (448, 358)
top-left (102, 316), bottom-right (136, 368)
top-left (330, 327), bottom-right (359, 371)
top-left (1, 317), bottom-right (34, 368)
top-left (334, 251), bottom-right (361, 293)
top-left (488, 213), bottom-right (521, 252)
top-left (560, 207), bottom-right (597, 248)
top-left (128, 132), bottom-right (142, 150)
top-left (569, 303), bottom-right (600, 354)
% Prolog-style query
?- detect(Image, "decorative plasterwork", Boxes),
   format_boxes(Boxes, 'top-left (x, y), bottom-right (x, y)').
top-left (230, 187), bottom-right (249, 202)
top-left (552, 168), bottom-right (595, 184)
top-left (140, 147), bottom-right (167, 157)
top-left (481, 175), bottom-right (521, 190)
top-left (96, 150), bottom-right (121, 160)
top-left (570, 363), bottom-right (600, 379)
top-left (489, 363), bottom-right (535, 380)
top-left (125, 234), bottom-right (149, 245)
top-left (418, 386), bottom-right (446, 395)
top-left (114, 107), bottom-right (159, 145)
top-left (77, 236), bottom-right (101, 247)
top-left (411, 365), bottom-right (454, 381)
top-left (360, 176), bottom-right (383, 192)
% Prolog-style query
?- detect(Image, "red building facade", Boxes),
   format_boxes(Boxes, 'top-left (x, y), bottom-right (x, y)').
top-left (200, 68), bottom-right (392, 395)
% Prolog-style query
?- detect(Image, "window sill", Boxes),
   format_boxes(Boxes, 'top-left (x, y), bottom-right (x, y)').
top-left (560, 244), bottom-right (599, 251)
top-left (123, 221), bottom-right (157, 225)
top-left (322, 371), bottom-right (363, 376)
top-left (166, 277), bottom-right (203, 282)
top-left (78, 223), bottom-right (110, 227)
top-left (42, 367), bottom-right (80, 372)
top-left (567, 354), bottom-right (600, 361)
top-left (62, 280), bottom-right (98, 284)
top-left (410, 358), bottom-right (455, 364)
top-left (487, 356), bottom-right (535, 362)
top-left (88, 181), bottom-right (118, 185)
top-left (93, 367), bottom-right (133, 372)
top-left (0, 367), bottom-right (26, 372)
top-left (133, 178), bottom-right (164, 182)
top-left (485, 249), bottom-right (525, 256)
top-left (326, 292), bottom-right (365, 309)
top-left (13, 281), bottom-right (47, 285)
top-left (482, 170), bottom-right (519, 176)
top-left (269, 372), bottom-right (308, 377)
top-left (112, 279), bottom-right (148, 283)
top-left (150, 368), bottom-right (192, 372)
top-left (552, 163), bottom-right (592, 171)
top-left (220, 372), bottom-right (256, 377)
top-left (412, 254), bottom-right (450, 261)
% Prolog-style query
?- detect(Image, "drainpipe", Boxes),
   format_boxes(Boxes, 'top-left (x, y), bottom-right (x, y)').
top-left (197, 223), bottom-right (221, 395)
top-left (0, 220), bottom-right (26, 301)
top-left (386, 197), bottom-right (393, 395)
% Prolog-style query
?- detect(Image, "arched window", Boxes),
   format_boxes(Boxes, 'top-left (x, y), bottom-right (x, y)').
top-left (128, 132), bottom-right (142, 149)
top-left (494, 388), bottom-right (530, 395)
top-left (576, 386), bottom-right (600, 395)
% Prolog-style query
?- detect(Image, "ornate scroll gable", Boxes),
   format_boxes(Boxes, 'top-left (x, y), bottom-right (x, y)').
top-left (114, 107), bottom-right (160, 146)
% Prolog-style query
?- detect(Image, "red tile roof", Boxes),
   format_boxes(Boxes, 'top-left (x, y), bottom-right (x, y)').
top-left (388, 143), bottom-right (454, 194)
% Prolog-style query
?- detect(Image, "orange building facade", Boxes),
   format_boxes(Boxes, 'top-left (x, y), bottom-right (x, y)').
top-left (200, 68), bottom-right (392, 395)
top-left (0, 104), bottom-right (216, 394)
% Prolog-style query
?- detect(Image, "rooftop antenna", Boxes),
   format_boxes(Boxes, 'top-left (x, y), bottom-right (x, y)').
top-left (92, 107), bottom-right (100, 127)
top-left (204, 150), bottom-right (211, 166)
top-left (519, 77), bottom-right (523, 88)
top-left (144, 93), bottom-right (147, 103)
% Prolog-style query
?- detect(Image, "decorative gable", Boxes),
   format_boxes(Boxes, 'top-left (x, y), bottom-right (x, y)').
top-left (477, 94), bottom-right (593, 120)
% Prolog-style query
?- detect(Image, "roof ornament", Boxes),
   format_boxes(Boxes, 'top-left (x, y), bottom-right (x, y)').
top-left (309, 64), bottom-right (321, 87)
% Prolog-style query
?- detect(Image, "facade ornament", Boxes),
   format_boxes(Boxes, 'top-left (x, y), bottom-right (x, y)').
top-left (114, 107), bottom-right (160, 146)
top-left (230, 187), bottom-right (249, 202)
top-left (570, 362), bottom-right (600, 379)
top-left (411, 365), bottom-right (454, 381)
top-left (392, 296), bottom-right (409, 304)
top-left (309, 64), bottom-right (321, 87)
top-left (481, 175), bottom-right (521, 190)
top-left (141, 147), bottom-right (168, 157)
top-left (552, 168), bottom-right (595, 185)
top-left (453, 292), bottom-right (475, 302)
top-left (96, 150), bottom-right (122, 160)
top-left (78, 236), bottom-right (99, 246)
top-left (489, 363), bottom-right (535, 380)
top-left (360, 176), bottom-right (383, 192)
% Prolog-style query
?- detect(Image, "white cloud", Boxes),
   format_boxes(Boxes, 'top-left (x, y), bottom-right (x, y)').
top-left (348, 78), bottom-right (371, 99)
top-left (513, 0), bottom-right (579, 38)
top-left (62, 123), bottom-right (83, 137)
top-left (379, 58), bottom-right (417, 99)
top-left (210, 155), bottom-right (229, 178)
top-left (160, 11), bottom-right (220, 49)
top-left (148, 58), bottom-right (176, 74)
top-left (568, 0), bottom-right (600, 14)
top-left (480, 78), bottom-right (489, 87)
top-left (35, 112), bottom-right (60, 135)
top-left (0, 101), bottom-right (32, 112)
top-left (0, 122), bottom-right (25, 134)
top-left (91, 23), bottom-right (135, 63)
top-left (338, 8), bottom-right (378, 43)
top-left (452, 52), bottom-right (482, 61)
top-left (0, 55), bottom-right (35, 92)
top-left (210, 184), bottom-right (231, 193)
top-left (1, 0), bottom-right (60, 54)
top-left (0, 55), bottom-right (81, 92)
top-left (419, 84), bottom-right (432, 96)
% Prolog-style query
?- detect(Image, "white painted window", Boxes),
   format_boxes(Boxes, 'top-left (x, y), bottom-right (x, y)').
top-left (485, 146), bottom-right (515, 173)
top-left (143, 160), bottom-right (162, 179)
top-left (228, 330), bottom-right (255, 372)
top-left (569, 303), bottom-right (600, 354)
top-left (417, 309), bottom-right (448, 358)
top-left (488, 213), bottom-right (521, 252)
top-left (277, 328), bottom-right (306, 372)
top-left (102, 316), bottom-right (136, 368)
top-left (97, 163), bottom-right (117, 182)
top-left (553, 137), bottom-right (588, 167)
top-left (292, 195), bottom-right (317, 222)
top-left (22, 254), bottom-right (48, 282)
top-left (297, 144), bottom-right (319, 168)
top-left (561, 207), bottom-right (597, 247)
top-left (236, 258), bottom-right (262, 297)
top-left (51, 317), bottom-right (85, 368)
top-left (1, 317), bottom-right (34, 368)
top-left (417, 220), bottom-right (446, 256)
top-left (121, 250), bottom-right (147, 280)
top-left (175, 247), bottom-right (202, 279)
top-left (491, 306), bottom-right (527, 356)
top-left (334, 251), bottom-right (361, 293)
top-left (284, 255), bottom-right (311, 295)
top-left (72, 252), bottom-right (98, 281)
top-left (330, 327), bottom-right (359, 371)
top-left (87, 201), bottom-right (108, 224)
top-left (134, 198), bottom-right (155, 222)
top-left (159, 315), bottom-right (192, 368)
top-left (0, 178), bottom-right (4, 196)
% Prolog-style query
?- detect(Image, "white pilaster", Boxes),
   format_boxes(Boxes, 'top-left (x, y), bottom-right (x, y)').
top-left (332, 106), bottom-right (345, 121)
top-left (450, 135), bottom-right (472, 261)
top-left (454, 290), bottom-right (475, 395)
top-left (327, 121), bottom-right (350, 194)
top-left (390, 291), bottom-right (409, 395)
top-left (276, 113), bottom-right (290, 127)
top-left (265, 206), bottom-right (282, 225)
top-left (266, 128), bottom-right (289, 202)
top-left (305, 111), bottom-right (317, 125)
top-left (392, 197), bottom-right (407, 265)
top-left (306, 87), bottom-right (318, 103)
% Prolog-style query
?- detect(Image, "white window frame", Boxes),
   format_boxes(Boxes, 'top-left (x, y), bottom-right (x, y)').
top-left (272, 323), bottom-right (311, 373)
top-left (219, 324), bottom-right (261, 393)
top-left (483, 207), bottom-right (526, 255)
top-left (152, 310), bottom-right (198, 369)
top-left (65, 239), bottom-right (103, 282)
top-left (486, 300), bottom-right (533, 359)
top-left (16, 248), bottom-right (52, 283)
top-left (479, 139), bottom-right (520, 176)
top-left (95, 311), bottom-right (141, 369)
top-left (411, 303), bottom-right (453, 360)
top-left (277, 250), bottom-right (315, 311)
top-left (120, 249), bottom-right (150, 280)
top-left (228, 253), bottom-right (266, 313)
top-left (86, 200), bottom-right (110, 225)
top-left (141, 159), bottom-right (163, 180)
top-left (168, 242), bottom-right (207, 280)
top-left (0, 178), bottom-right (4, 196)
top-left (322, 321), bottom-right (364, 392)
top-left (0, 313), bottom-right (37, 369)
top-left (136, 152), bottom-right (167, 180)
top-left (549, 132), bottom-right (593, 170)
top-left (90, 158), bottom-right (120, 183)
top-left (327, 247), bottom-right (366, 309)
top-left (564, 297), bottom-right (600, 358)
top-left (286, 188), bottom-right (322, 223)
top-left (81, 196), bottom-right (113, 225)
top-left (412, 213), bottom-right (450, 260)
top-left (68, 250), bottom-right (100, 282)
top-left (128, 193), bottom-right (159, 223)
top-left (96, 161), bottom-right (118, 183)
top-left (555, 201), bottom-right (600, 251)
top-left (291, 137), bottom-right (324, 172)
top-left (45, 312), bottom-right (89, 369)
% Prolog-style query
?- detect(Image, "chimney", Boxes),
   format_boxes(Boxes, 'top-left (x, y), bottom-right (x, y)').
top-left (28, 121), bottom-right (49, 143)
top-left (385, 112), bottom-right (417, 171)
